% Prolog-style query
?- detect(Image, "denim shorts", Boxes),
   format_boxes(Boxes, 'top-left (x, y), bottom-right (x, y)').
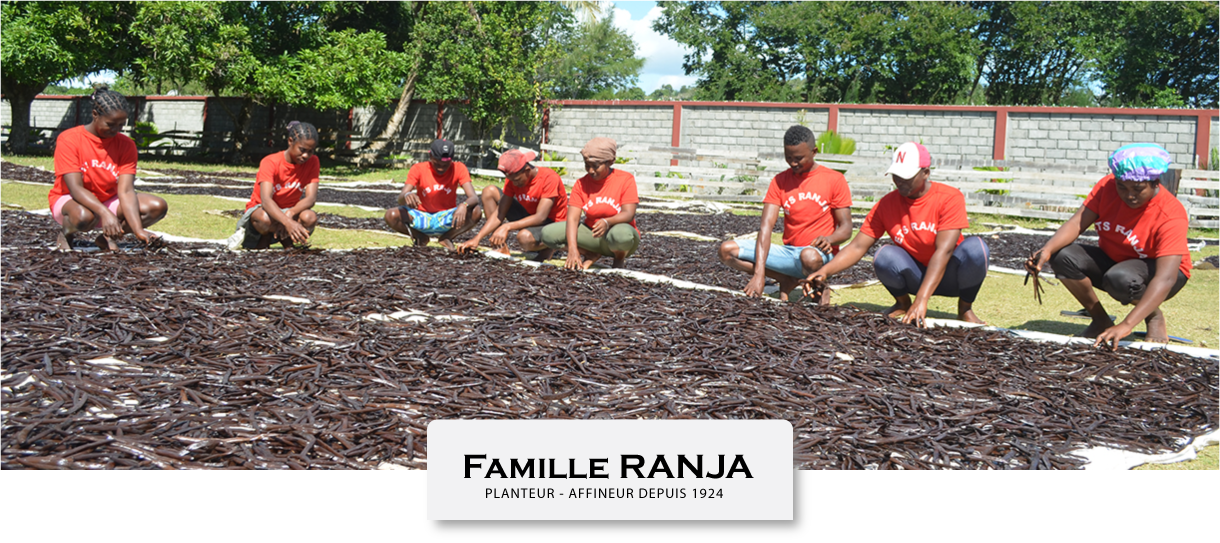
top-left (737, 242), bottom-right (833, 279)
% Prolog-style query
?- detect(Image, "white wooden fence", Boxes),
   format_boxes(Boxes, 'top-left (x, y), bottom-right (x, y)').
top-left (484, 144), bottom-right (1219, 228)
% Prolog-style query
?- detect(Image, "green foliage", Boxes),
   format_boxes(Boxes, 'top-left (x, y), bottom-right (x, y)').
top-left (409, 2), bottom-right (563, 137)
top-left (133, 122), bottom-right (162, 147)
top-left (655, 1), bottom-right (981, 104)
top-left (976, 2), bottom-right (1114, 106)
top-left (647, 84), bottom-right (696, 101)
top-left (544, 15), bottom-right (644, 99)
top-left (256, 29), bottom-right (407, 110)
top-left (973, 166), bottom-right (1012, 196)
top-left (1, 1), bottom-right (138, 151)
top-left (816, 131), bottom-right (856, 155)
top-left (1098, 2), bottom-right (1218, 108)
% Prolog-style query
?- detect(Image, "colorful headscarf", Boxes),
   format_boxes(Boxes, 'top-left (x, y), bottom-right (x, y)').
top-left (1108, 143), bottom-right (1171, 182)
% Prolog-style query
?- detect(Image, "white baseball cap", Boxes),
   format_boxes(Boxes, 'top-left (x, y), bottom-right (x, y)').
top-left (884, 142), bottom-right (931, 179)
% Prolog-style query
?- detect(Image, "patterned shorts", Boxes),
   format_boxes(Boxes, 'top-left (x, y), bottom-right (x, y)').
top-left (403, 207), bottom-right (456, 235)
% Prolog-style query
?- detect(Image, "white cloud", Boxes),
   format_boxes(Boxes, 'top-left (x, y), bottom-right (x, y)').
top-left (609, 5), bottom-right (697, 92)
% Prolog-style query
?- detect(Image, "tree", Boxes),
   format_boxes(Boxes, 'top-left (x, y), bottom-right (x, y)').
top-left (653, 1), bottom-right (802, 102)
top-left (972, 2), bottom-right (1116, 106)
top-left (129, 1), bottom-right (405, 157)
top-left (1100, 1), bottom-right (1218, 108)
top-left (366, 0), bottom-right (605, 153)
top-left (544, 15), bottom-right (644, 99)
top-left (655, 1), bottom-right (980, 104)
top-left (1, 1), bottom-right (138, 153)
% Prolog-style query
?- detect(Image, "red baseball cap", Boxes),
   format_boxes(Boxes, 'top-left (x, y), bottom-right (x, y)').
top-left (497, 149), bottom-right (537, 174)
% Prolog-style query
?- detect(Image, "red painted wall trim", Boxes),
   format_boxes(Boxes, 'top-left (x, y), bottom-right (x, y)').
top-left (827, 105), bottom-right (839, 133)
top-left (1196, 113), bottom-right (1213, 169)
top-left (671, 104), bottom-right (683, 166)
top-left (201, 97), bottom-right (209, 128)
top-left (993, 108), bottom-right (1009, 161)
top-left (551, 99), bottom-right (1218, 118)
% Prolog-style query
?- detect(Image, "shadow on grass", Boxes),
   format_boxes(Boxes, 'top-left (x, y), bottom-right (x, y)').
top-left (1010, 319), bottom-right (1089, 337)
top-left (840, 302), bottom-right (960, 321)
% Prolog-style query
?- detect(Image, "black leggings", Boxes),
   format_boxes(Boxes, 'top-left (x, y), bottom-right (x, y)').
top-left (1049, 243), bottom-right (1187, 305)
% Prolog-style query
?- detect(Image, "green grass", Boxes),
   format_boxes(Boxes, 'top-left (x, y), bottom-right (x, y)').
top-left (1134, 445), bottom-right (1218, 470)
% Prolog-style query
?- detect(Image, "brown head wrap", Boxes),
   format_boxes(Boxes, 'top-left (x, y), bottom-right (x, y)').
top-left (580, 137), bottom-right (617, 163)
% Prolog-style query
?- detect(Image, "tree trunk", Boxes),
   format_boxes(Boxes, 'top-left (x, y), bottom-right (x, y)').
top-left (3, 83), bottom-right (47, 154)
top-left (231, 95), bottom-right (254, 162)
top-left (365, 66), bottom-right (420, 155)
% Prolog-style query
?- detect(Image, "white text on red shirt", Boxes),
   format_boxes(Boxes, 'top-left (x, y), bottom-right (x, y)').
top-left (584, 196), bottom-right (621, 213)
top-left (81, 159), bottom-right (120, 179)
top-left (783, 191), bottom-right (828, 213)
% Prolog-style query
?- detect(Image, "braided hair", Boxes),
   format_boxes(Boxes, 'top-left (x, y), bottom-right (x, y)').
top-left (91, 86), bottom-right (129, 117)
top-left (286, 120), bottom-right (318, 143)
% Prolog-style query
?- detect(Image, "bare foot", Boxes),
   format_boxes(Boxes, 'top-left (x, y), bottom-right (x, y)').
top-left (94, 233), bottom-right (118, 252)
top-left (958, 301), bottom-right (986, 325)
top-left (529, 248), bottom-right (555, 261)
top-left (578, 249), bottom-right (600, 269)
top-left (1143, 308), bottom-right (1169, 343)
top-left (818, 287), bottom-right (832, 305)
top-left (493, 246), bottom-right (511, 256)
top-left (886, 296), bottom-right (912, 318)
top-left (411, 231), bottom-right (430, 248)
top-left (777, 277), bottom-right (798, 302)
top-left (1078, 319), bottom-right (1112, 338)
top-left (56, 231), bottom-right (73, 251)
top-left (958, 309), bottom-right (986, 325)
top-left (438, 239), bottom-right (456, 251)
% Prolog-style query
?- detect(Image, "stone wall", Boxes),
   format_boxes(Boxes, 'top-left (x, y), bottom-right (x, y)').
top-left (1005, 113), bottom-right (1200, 170)
top-left (681, 106), bottom-right (828, 151)
top-left (838, 109), bottom-right (994, 161)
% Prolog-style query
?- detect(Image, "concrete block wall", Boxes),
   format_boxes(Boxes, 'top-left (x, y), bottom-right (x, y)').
top-left (134, 100), bottom-right (205, 133)
top-left (547, 105), bottom-right (674, 167)
top-left (352, 102), bottom-right (440, 153)
top-left (681, 106), bottom-right (827, 151)
top-left (1, 98), bottom-right (82, 134)
top-left (1006, 113), bottom-right (1199, 169)
top-left (838, 109), bottom-right (995, 162)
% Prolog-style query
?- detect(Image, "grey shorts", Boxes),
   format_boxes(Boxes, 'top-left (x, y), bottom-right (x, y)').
top-left (234, 205), bottom-right (263, 249)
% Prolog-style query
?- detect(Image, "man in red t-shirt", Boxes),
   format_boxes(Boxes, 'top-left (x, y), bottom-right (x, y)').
top-left (807, 142), bottom-right (989, 326)
top-left (458, 148), bottom-right (567, 260)
top-left (718, 125), bottom-right (853, 302)
top-left (1026, 143), bottom-right (1191, 348)
top-left (384, 139), bottom-right (482, 250)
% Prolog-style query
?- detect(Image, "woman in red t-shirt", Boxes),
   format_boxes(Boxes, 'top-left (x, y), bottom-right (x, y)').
top-left (1026, 143), bottom-right (1191, 349)
top-left (49, 88), bottom-right (167, 251)
top-left (806, 142), bottom-right (989, 327)
top-left (539, 137), bottom-right (640, 269)
top-left (231, 121), bottom-right (320, 249)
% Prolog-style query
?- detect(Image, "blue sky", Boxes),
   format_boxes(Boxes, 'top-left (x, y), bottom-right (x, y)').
top-left (608, 1), bottom-right (699, 93)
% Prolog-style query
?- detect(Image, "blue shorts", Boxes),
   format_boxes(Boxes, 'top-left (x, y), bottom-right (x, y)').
top-left (401, 207), bottom-right (456, 235)
top-left (737, 242), bottom-right (833, 279)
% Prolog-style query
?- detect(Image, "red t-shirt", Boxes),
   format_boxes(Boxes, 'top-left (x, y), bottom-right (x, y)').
top-left (1084, 174), bottom-right (1192, 278)
top-left (860, 182), bottom-right (968, 265)
top-left (569, 169), bottom-right (639, 230)
top-left (404, 161), bottom-right (471, 213)
top-left (246, 151), bottom-right (320, 210)
top-left (763, 164), bottom-right (852, 252)
top-left (503, 167), bottom-right (568, 222)
top-left (49, 125), bottom-right (138, 207)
